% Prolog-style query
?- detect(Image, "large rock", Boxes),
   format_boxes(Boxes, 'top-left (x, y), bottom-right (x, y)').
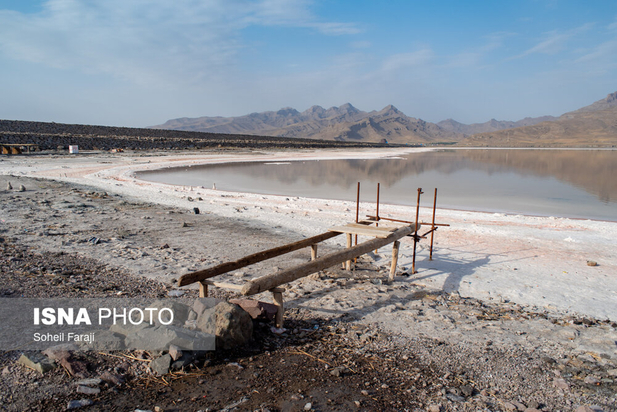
top-left (147, 300), bottom-right (193, 327)
top-left (192, 298), bottom-right (220, 319)
top-left (123, 324), bottom-right (215, 351)
top-left (229, 298), bottom-right (278, 321)
top-left (195, 302), bottom-right (253, 350)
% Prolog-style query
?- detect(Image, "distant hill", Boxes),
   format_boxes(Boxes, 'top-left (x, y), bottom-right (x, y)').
top-left (151, 103), bottom-right (465, 145)
top-left (462, 92), bottom-right (617, 147)
top-left (437, 116), bottom-right (557, 135)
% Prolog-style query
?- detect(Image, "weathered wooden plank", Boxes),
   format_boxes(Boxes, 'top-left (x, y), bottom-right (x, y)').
top-left (241, 224), bottom-right (419, 296)
top-left (201, 280), bottom-right (244, 290)
top-left (177, 230), bottom-right (343, 286)
top-left (344, 222), bottom-right (400, 232)
top-left (328, 225), bottom-right (393, 238)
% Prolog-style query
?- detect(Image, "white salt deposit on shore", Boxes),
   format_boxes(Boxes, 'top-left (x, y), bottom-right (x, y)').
top-left (1, 148), bottom-right (616, 323)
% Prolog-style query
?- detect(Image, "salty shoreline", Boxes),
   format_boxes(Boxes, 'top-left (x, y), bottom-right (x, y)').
top-left (2, 148), bottom-right (615, 320)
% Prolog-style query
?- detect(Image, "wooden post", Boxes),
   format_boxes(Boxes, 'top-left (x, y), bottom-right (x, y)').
top-left (345, 233), bottom-right (353, 270)
top-left (241, 224), bottom-right (417, 296)
top-left (389, 240), bottom-right (400, 281)
top-left (271, 288), bottom-right (285, 328)
top-left (311, 244), bottom-right (318, 261)
top-left (199, 281), bottom-right (208, 298)
top-left (430, 188), bottom-right (437, 261)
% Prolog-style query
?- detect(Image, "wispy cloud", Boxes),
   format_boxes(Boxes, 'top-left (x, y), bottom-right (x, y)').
top-left (0, 0), bottom-right (360, 86)
top-left (445, 32), bottom-right (513, 68)
top-left (511, 23), bottom-right (594, 59)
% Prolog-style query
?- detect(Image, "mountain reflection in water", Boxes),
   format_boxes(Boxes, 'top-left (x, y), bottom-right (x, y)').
top-left (138, 149), bottom-right (617, 221)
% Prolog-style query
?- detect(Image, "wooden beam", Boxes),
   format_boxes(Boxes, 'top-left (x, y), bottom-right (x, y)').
top-left (241, 224), bottom-right (418, 296)
top-left (177, 230), bottom-right (343, 286)
top-left (344, 222), bottom-right (401, 232)
top-left (200, 280), bottom-right (244, 290)
top-left (329, 225), bottom-right (394, 238)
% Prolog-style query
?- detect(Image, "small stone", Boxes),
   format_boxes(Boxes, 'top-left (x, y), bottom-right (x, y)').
top-left (586, 260), bottom-right (598, 267)
top-left (427, 405), bottom-right (441, 412)
top-left (460, 384), bottom-right (474, 397)
top-left (76, 385), bottom-right (100, 395)
top-left (583, 375), bottom-right (600, 385)
top-left (17, 353), bottom-right (56, 374)
top-left (193, 207), bottom-right (200, 214)
top-left (446, 393), bottom-right (464, 402)
top-left (7, 182), bottom-right (12, 190)
top-left (527, 401), bottom-right (540, 410)
top-left (182, 222), bottom-right (188, 227)
top-left (553, 377), bottom-right (569, 390)
top-left (512, 401), bottom-right (526, 411)
top-left (100, 371), bottom-right (124, 386)
top-left (607, 368), bottom-right (617, 376)
top-left (168, 344), bottom-right (183, 361)
top-left (150, 354), bottom-right (172, 375)
top-left (18, 185), bottom-right (25, 192)
top-left (304, 403), bottom-right (312, 411)
top-left (575, 407), bottom-right (595, 412)
top-left (67, 399), bottom-right (94, 409)
top-left (504, 402), bottom-right (518, 411)
top-left (353, 400), bottom-right (361, 407)
top-left (75, 378), bottom-right (102, 386)
top-left (330, 366), bottom-right (348, 377)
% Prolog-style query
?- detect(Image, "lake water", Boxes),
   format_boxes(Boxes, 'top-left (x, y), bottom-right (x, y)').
top-left (137, 149), bottom-right (617, 221)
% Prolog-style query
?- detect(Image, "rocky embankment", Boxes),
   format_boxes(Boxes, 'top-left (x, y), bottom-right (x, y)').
top-left (0, 119), bottom-right (392, 151)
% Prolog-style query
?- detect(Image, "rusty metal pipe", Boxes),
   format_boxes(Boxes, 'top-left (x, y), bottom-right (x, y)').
top-left (429, 188), bottom-right (438, 261)
top-left (366, 215), bottom-right (449, 227)
top-left (412, 188), bottom-right (423, 274)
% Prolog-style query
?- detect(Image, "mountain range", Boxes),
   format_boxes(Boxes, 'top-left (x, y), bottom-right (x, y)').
top-left (151, 92), bottom-right (617, 147)
top-left (462, 92), bottom-right (617, 147)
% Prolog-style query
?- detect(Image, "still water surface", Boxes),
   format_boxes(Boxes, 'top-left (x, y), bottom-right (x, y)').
top-left (138, 149), bottom-right (617, 221)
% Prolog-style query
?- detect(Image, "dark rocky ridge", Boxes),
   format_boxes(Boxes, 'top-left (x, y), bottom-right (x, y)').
top-left (0, 119), bottom-right (397, 151)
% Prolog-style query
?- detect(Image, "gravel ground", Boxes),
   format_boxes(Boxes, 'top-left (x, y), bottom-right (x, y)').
top-left (0, 175), bottom-right (616, 411)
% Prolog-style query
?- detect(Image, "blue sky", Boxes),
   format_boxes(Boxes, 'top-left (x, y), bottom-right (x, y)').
top-left (1, 0), bottom-right (616, 127)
